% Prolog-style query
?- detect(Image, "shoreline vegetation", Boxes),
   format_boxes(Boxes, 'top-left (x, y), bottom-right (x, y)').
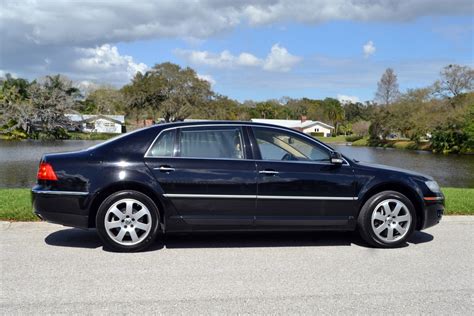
top-left (1, 131), bottom-right (471, 155)
top-left (1, 63), bottom-right (473, 155)
top-left (316, 136), bottom-right (443, 153)
top-left (0, 187), bottom-right (472, 221)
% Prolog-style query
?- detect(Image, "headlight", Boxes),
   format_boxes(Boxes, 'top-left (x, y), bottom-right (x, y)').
top-left (425, 180), bottom-right (441, 193)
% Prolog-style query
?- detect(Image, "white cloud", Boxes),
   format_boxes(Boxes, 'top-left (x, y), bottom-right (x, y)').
top-left (337, 94), bottom-right (360, 104)
top-left (237, 53), bottom-right (263, 67)
top-left (74, 44), bottom-right (148, 79)
top-left (176, 44), bottom-right (301, 72)
top-left (262, 44), bottom-right (301, 72)
top-left (197, 73), bottom-right (216, 86)
top-left (363, 41), bottom-right (376, 58)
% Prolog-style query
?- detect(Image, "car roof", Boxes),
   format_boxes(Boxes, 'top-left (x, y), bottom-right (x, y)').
top-left (152, 120), bottom-right (300, 130)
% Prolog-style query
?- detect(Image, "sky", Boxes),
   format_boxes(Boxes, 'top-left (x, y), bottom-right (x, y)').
top-left (1, 0), bottom-right (473, 103)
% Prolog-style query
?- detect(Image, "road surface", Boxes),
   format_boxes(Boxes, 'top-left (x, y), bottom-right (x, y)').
top-left (1, 217), bottom-right (473, 314)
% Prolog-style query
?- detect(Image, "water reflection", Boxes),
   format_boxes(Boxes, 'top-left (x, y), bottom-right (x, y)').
top-left (0, 140), bottom-right (472, 188)
top-left (332, 145), bottom-right (474, 188)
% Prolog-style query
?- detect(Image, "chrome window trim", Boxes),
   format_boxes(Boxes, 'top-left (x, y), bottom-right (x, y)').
top-left (144, 123), bottom-right (350, 165)
top-left (32, 189), bottom-right (89, 196)
top-left (163, 193), bottom-right (357, 200)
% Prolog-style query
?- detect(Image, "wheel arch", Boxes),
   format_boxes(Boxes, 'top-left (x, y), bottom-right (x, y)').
top-left (88, 181), bottom-right (166, 229)
top-left (358, 182), bottom-right (425, 230)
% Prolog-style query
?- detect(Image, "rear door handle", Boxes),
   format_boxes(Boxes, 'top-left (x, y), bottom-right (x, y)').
top-left (155, 166), bottom-right (175, 172)
top-left (259, 169), bottom-right (279, 175)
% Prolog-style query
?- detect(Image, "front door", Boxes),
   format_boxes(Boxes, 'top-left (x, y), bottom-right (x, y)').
top-left (250, 126), bottom-right (356, 228)
top-left (145, 125), bottom-right (257, 227)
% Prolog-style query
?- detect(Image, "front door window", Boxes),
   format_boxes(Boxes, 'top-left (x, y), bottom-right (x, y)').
top-left (253, 127), bottom-right (330, 162)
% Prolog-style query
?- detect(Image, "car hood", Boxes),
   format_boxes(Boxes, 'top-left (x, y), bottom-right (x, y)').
top-left (353, 161), bottom-right (434, 181)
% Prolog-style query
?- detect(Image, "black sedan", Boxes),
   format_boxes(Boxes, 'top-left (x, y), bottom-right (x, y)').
top-left (32, 121), bottom-right (444, 251)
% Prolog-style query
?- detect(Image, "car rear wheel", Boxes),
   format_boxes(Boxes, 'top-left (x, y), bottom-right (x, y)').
top-left (357, 190), bottom-right (416, 248)
top-left (96, 190), bottom-right (160, 252)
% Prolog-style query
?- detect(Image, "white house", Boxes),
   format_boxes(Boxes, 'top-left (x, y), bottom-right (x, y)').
top-left (251, 118), bottom-right (334, 137)
top-left (66, 114), bottom-right (125, 134)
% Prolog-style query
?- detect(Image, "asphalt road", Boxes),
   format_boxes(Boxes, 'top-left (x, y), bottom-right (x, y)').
top-left (1, 217), bottom-right (473, 314)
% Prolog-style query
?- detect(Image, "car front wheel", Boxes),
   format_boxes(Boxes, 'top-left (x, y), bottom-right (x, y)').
top-left (357, 190), bottom-right (416, 248)
top-left (96, 190), bottom-right (160, 252)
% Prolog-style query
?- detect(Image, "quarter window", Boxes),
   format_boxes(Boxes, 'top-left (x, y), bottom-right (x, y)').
top-left (148, 129), bottom-right (175, 157)
top-left (179, 127), bottom-right (244, 159)
top-left (253, 127), bottom-right (330, 162)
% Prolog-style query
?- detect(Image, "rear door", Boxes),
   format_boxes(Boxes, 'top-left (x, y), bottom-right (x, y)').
top-left (250, 126), bottom-right (357, 228)
top-left (145, 125), bottom-right (257, 227)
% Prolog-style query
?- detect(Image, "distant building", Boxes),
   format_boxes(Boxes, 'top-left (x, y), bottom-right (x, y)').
top-left (66, 114), bottom-right (125, 134)
top-left (251, 117), bottom-right (334, 137)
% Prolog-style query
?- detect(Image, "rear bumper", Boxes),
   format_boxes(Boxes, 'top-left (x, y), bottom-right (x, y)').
top-left (32, 188), bottom-right (91, 229)
top-left (421, 198), bottom-right (444, 230)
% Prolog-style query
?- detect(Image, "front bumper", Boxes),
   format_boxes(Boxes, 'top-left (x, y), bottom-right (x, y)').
top-left (32, 188), bottom-right (91, 229)
top-left (421, 197), bottom-right (444, 230)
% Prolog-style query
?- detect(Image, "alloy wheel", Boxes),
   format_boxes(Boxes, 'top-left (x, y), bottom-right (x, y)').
top-left (370, 198), bottom-right (412, 243)
top-left (104, 198), bottom-right (152, 246)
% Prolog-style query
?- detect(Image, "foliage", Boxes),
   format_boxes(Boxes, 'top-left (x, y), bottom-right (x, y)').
top-left (351, 120), bottom-right (370, 136)
top-left (83, 87), bottom-right (125, 114)
top-left (345, 135), bottom-right (363, 142)
top-left (0, 74), bottom-right (77, 139)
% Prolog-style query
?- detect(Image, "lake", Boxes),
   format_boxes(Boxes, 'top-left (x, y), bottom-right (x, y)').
top-left (0, 140), bottom-right (473, 188)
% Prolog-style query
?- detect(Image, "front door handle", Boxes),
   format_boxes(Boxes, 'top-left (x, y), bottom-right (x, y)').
top-left (155, 166), bottom-right (175, 172)
top-left (259, 169), bottom-right (279, 175)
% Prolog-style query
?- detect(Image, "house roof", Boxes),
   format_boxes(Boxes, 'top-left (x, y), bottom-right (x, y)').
top-left (250, 119), bottom-right (334, 130)
top-left (66, 114), bottom-right (125, 124)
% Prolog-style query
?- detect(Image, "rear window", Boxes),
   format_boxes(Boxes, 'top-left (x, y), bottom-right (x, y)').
top-left (147, 129), bottom-right (175, 157)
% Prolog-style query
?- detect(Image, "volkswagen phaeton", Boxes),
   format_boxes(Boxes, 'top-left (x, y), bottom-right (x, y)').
top-left (32, 121), bottom-right (444, 251)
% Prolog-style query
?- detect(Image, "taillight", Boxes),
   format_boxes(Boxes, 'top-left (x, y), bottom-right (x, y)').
top-left (37, 162), bottom-right (58, 181)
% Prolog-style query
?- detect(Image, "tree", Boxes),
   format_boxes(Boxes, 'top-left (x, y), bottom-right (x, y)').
top-left (434, 64), bottom-right (474, 101)
top-left (254, 101), bottom-right (278, 119)
top-left (322, 98), bottom-right (344, 135)
top-left (86, 87), bottom-right (125, 114)
top-left (1, 75), bottom-right (76, 138)
top-left (375, 68), bottom-right (400, 106)
top-left (352, 120), bottom-right (370, 136)
top-left (123, 63), bottom-right (213, 122)
top-left (150, 63), bottom-right (212, 122)
top-left (122, 71), bottom-right (165, 122)
top-left (28, 75), bottom-right (77, 137)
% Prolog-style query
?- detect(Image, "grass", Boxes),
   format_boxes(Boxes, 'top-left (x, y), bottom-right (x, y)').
top-left (442, 187), bottom-right (474, 215)
top-left (67, 132), bottom-right (119, 140)
top-left (0, 187), bottom-right (472, 221)
top-left (0, 188), bottom-right (37, 221)
top-left (352, 137), bottom-right (369, 146)
top-left (315, 135), bottom-right (347, 143)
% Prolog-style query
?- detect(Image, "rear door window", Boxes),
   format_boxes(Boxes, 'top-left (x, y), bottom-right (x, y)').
top-left (147, 129), bottom-right (176, 157)
top-left (179, 126), bottom-right (245, 159)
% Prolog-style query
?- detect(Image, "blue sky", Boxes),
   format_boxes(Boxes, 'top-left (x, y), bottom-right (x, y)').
top-left (1, 1), bottom-right (473, 103)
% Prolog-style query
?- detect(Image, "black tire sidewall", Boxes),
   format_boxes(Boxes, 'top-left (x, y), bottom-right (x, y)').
top-left (358, 191), bottom-right (416, 248)
top-left (96, 190), bottom-right (160, 252)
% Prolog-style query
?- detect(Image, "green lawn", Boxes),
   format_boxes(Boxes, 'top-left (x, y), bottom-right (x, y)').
top-left (0, 187), bottom-right (472, 221)
top-left (0, 188), bottom-right (37, 221)
top-left (316, 135), bottom-right (347, 143)
top-left (442, 187), bottom-right (474, 215)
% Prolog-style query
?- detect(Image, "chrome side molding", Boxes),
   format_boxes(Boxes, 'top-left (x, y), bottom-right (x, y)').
top-left (31, 189), bottom-right (89, 196)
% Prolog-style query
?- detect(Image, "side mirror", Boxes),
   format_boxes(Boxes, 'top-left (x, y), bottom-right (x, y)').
top-left (330, 151), bottom-right (344, 165)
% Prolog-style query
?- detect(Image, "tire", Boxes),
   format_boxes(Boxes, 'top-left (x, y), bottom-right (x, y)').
top-left (96, 190), bottom-right (160, 252)
top-left (357, 190), bottom-right (416, 248)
